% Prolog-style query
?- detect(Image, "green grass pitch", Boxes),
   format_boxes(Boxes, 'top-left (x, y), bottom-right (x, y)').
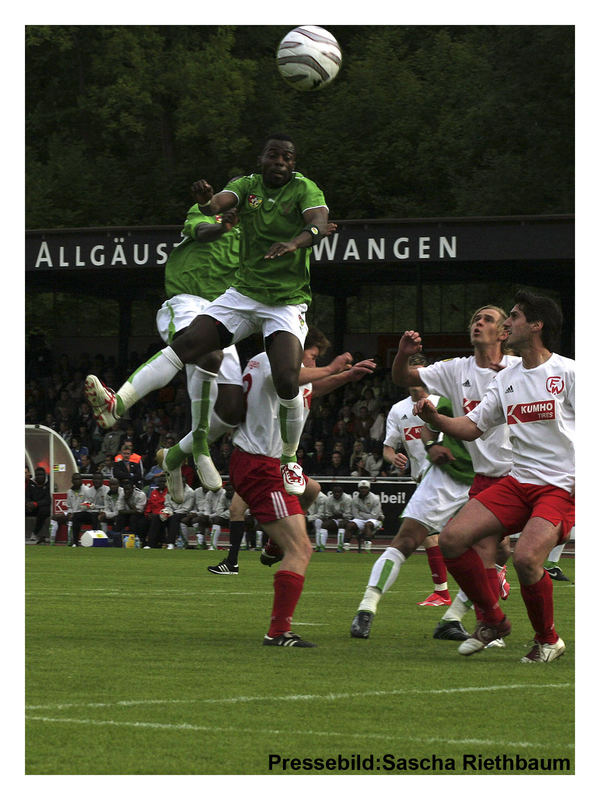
top-left (25, 546), bottom-right (574, 775)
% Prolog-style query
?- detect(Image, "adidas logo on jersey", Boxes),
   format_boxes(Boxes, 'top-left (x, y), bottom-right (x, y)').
top-left (462, 379), bottom-right (471, 387)
top-left (505, 385), bottom-right (514, 393)
top-left (401, 414), bottom-right (408, 419)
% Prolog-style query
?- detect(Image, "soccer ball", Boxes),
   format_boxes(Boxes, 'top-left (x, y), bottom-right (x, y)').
top-left (276, 26), bottom-right (342, 92)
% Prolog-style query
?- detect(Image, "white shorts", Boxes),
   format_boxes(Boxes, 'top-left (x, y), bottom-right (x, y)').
top-left (350, 518), bottom-right (382, 533)
top-left (401, 465), bottom-right (470, 533)
top-left (203, 287), bottom-right (308, 347)
top-left (156, 294), bottom-right (242, 386)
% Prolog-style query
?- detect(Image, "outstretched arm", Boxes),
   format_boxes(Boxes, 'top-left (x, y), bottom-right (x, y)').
top-left (310, 359), bottom-right (377, 397)
top-left (191, 179), bottom-right (238, 216)
top-left (413, 398), bottom-right (482, 441)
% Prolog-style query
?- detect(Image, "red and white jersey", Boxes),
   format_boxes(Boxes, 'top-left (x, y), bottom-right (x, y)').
top-left (384, 394), bottom-right (441, 480)
top-left (468, 353), bottom-right (575, 493)
top-left (418, 354), bottom-right (521, 477)
top-left (233, 352), bottom-right (312, 458)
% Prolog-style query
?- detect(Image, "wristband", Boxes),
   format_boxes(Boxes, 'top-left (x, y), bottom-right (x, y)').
top-left (303, 224), bottom-right (323, 246)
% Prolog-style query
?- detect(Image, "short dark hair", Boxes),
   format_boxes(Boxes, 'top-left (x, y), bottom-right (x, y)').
top-left (514, 290), bottom-right (563, 351)
top-left (263, 132), bottom-right (296, 150)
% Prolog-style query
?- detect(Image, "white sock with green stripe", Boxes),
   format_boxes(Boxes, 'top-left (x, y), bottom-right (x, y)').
top-left (545, 542), bottom-right (566, 567)
top-left (117, 347), bottom-right (184, 415)
top-left (313, 519), bottom-right (322, 547)
top-left (278, 392), bottom-right (304, 462)
top-left (440, 589), bottom-right (473, 622)
top-left (187, 366), bottom-right (218, 459)
top-left (337, 528), bottom-right (345, 549)
top-left (358, 547), bottom-right (406, 613)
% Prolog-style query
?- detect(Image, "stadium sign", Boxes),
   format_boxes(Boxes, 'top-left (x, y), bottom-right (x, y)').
top-left (26, 216), bottom-right (573, 271)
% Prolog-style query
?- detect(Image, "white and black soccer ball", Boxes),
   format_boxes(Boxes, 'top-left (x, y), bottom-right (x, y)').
top-left (276, 26), bottom-right (342, 92)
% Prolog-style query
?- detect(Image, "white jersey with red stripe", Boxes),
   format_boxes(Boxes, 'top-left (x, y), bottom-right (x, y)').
top-left (232, 352), bottom-right (311, 458)
top-left (417, 354), bottom-right (521, 477)
top-left (384, 394), bottom-right (441, 480)
top-left (467, 353), bottom-right (575, 493)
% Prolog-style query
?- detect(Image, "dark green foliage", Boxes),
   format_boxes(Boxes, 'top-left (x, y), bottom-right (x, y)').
top-left (26, 25), bottom-right (573, 227)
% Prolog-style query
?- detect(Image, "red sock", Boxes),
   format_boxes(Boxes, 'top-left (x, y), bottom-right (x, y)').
top-left (444, 548), bottom-right (504, 625)
top-left (520, 571), bottom-right (559, 644)
top-left (426, 545), bottom-right (450, 599)
top-left (486, 567), bottom-right (500, 604)
top-left (268, 570), bottom-right (305, 637)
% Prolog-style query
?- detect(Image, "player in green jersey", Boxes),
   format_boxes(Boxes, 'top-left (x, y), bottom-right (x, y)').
top-left (154, 199), bottom-right (243, 497)
top-left (85, 133), bottom-right (337, 495)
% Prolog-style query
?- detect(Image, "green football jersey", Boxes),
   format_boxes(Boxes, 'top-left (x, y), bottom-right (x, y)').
top-left (223, 171), bottom-right (327, 306)
top-left (164, 205), bottom-right (240, 301)
top-left (429, 396), bottom-right (475, 486)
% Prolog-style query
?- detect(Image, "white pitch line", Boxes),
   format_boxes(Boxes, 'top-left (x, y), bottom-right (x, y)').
top-left (24, 714), bottom-right (574, 751)
top-left (25, 682), bottom-right (572, 712)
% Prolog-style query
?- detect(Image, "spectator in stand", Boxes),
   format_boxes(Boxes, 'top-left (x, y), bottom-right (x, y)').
top-left (369, 402), bottom-right (388, 443)
top-left (304, 439), bottom-right (328, 475)
top-left (350, 456), bottom-right (370, 479)
top-left (212, 439), bottom-right (233, 476)
top-left (113, 478), bottom-right (148, 546)
top-left (57, 420), bottom-right (73, 445)
top-left (138, 421), bottom-right (160, 470)
top-left (49, 472), bottom-right (89, 546)
top-left (113, 442), bottom-right (144, 487)
top-left (70, 437), bottom-right (88, 468)
top-left (325, 451), bottom-right (347, 478)
top-left (295, 446), bottom-right (308, 474)
top-left (205, 484), bottom-right (231, 550)
top-left (26, 467), bottom-right (52, 544)
top-left (354, 404), bottom-right (375, 440)
top-left (100, 455), bottom-right (114, 479)
top-left (145, 479), bottom-right (195, 549)
top-left (332, 405), bottom-right (356, 441)
top-left (181, 456), bottom-right (197, 489)
top-left (71, 472), bottom-right (107, 543)
top-left (364, 440), bottom-right (385, 478)
top-left (79, 452), bottom-right (96, 475)
top-left (349, 440), bottom-right (367, 474)
top-left (144, 461), bottom-right (165, 491)
top-left (99, 422), bottom-right (123, 460)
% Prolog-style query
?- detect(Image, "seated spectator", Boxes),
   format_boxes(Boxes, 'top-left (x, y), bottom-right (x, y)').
top-left (112, 478), bottom-right (148, 546)
top-left (71, 472), bottom-right (108, 543)
top-left (99, 422), bottom-right (123, 460)
top-left (144, 461), bottom-right (165, 491)
top-left (70, 436), bottom-right (89, 468)
top-left (79, 452), bottom-right (96, 475)
top-left (99, 454), bottom-right (114, 479)
top-left (49, 472), bottom-right (89, 546)
top-left (353, 405), bottom-right (375, 440)
top-left (97, 477), bottom-right (123, 535)
top-left (325, 451), bottom-right (347, 477)
top-left (57, 420), bottom-right (73, 445)
top-left (181, 456), bottom-right (197, 489)
top-left (138, 421), bottom-right (160, 469)
top-left (303, 439), bottom-right (328, 475)
top-left (364, 440), bottom-right (385, 478)
top-left (181, 486), bottom-right (208, 548)
top-left (349, 439), bottom-right (367, 474)
top-left (369, 402), bottom-right (388, 442)
top-left (350, 456), bottom-right (370, 479)
top-left (212, 439), bottom-right (233, 476)
top-left (113, 442), bottom-right (144, 487)
top-left (145, 483), bottom-right (195, 549)
top-left (332, 405), bottom-right (355, 440)
top-left (26, 467), bottom-right (51, 544)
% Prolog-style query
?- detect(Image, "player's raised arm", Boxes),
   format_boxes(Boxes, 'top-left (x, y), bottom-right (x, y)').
top-left (191, 179), bottom-right (238, 216)
top-left (391, 331), bottom-right (425, 386)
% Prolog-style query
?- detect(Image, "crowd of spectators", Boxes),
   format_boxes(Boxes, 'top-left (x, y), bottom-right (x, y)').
top-left (25, 334), bottom-right (412, 486)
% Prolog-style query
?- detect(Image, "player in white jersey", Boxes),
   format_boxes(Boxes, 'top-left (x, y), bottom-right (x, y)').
top-left (209, 327), bottom-right (376, 577)
top-left (388, 305), bottom-right (517, 643)
top-left (382, 355), bottom-right (452, 606)
top-left (227, 331), bottom-right (375, 645)
top-left (415, 291), bottom-right (574, 662)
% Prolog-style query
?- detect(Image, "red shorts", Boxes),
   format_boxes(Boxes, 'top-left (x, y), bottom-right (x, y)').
top-left (475, 475), bottom-right (575, 543)
top-left (229, 448), bottom-right (303, 524)
top-left (469, 473), bottom-right (504, 499)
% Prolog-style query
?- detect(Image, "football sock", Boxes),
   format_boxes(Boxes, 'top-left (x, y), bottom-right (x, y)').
top-left (188, 367), bottom-right (219, 459)
top-left (210, 524), bottom-right (221, 550)
top-left (268, 570), bottom-right (305, 637)
top-left (117, 347), bottom-right (183, 415)
top-left (278, 393), bottom-right (305, 462)
top-left (337, 528), bottom-right (345, 549)
top-left (544, 542), bottom-right (566, 569)
top-left (444, 548), bottom-right (504, 625)
top-left (357, 547), bottom-right (406, 612)
top-left (313, 519), bottom-right (322, 548)
top-left (227, 520), bottom-right (245, 565)
top-left (520, 570), bottom-right (559, 644)
top-left (426, 544), bottom-right (450, 596)
top-left (441, 590), bottom-right (473, 622)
